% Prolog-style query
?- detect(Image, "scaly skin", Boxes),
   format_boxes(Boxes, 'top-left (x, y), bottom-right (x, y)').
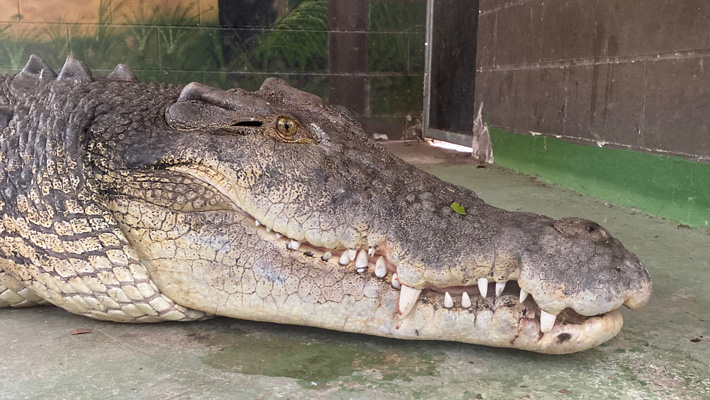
top-left (0, 56), bottom-right (651, 353)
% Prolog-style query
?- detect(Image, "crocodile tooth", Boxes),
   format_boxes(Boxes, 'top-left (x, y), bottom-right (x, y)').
top-left (461, 292), bottom-right (472, 308)
top-left (348, 249), bottom-right (357, 261)
top-left (520, 289), bottom-right (529, 303)
top-left (540, 310), bottom-right (558, 333)
top-left (275, 233), bottom-right (283, 239)
top-left (255, 220), bottom-right (261, 226)
top-left (443, 292), bottom-right (454, 308)
top-left (368, 247), bottom-right (376, 257)
top-left (398, 285), bottom-right (422, 317)
top-left (287, 239), bottom-right (300, 250)
top-left (391, 273), bottom-right (401, 289)
top-left (339, 252), bottom-right (351, 266)
top-left (356, 268), bottom-right (365, 274)
top-left (322, 252), bottom-right (332, 261)
top-left (265, 227), bottom-right (272, 232)
top-left (495, 281), bottom-right (506, 297)
top-left (374, 256), bottom-right (387, 278)
top-left (478, 278), bottom-right (489, 298)
top-left (355, 250), bottom-right (369, 268)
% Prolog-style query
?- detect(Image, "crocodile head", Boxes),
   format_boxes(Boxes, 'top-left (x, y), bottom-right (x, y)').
top-left (83, 77), bottom-right (650, 354)
top-left (1, 55), bottom-right (650, 353)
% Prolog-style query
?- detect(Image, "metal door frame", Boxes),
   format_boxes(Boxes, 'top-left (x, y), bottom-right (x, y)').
top-left (422, 0), bottom-right (476, 148)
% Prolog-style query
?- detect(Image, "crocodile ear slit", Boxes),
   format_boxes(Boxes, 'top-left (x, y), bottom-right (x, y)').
top-left (108, 64), bottom-right (138, 82)
top-left (57, 55), bottom-right (94, 84)
top-left (167, 82), bottom-right (274, 130)
top-left (19, 54), bottom-right (57, 80)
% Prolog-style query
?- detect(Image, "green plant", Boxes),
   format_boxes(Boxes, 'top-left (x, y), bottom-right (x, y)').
top-left (93, 0), bottom-right (123, 50)
top-left (288, 0), bottom-right (308, 10)
top-left (42, 22), bottom-right (72, 66)
top-left (156, 4), bottom-right (200, 55)
top-left (204, 28), bottom-right (228, 71)
top-left (0, 24), bottom-right (40, 68)
top-left (124, 2), bottom-right (156, 53)
top-left (251, 0), bottom-right (328, 72)
top-left (368, 2), bottom-right (427, 73)
top-left (66, 0), bottom-right (125, 66)
top-left (369, 2), bottom-right (426, 32)
top-left (122, 2), bottom-right (225, 74)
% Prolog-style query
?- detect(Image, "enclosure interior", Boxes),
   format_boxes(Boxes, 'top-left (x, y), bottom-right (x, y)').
top-left (0, 0), bottom-right (708, 399)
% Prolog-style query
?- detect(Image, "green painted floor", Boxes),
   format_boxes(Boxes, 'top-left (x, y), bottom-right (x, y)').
top-left (1, 142), bottom-right (708, 400)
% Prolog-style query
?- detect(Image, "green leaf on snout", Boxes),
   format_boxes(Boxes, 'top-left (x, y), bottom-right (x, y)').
top-left (450, 202), bottom-right (466, 215)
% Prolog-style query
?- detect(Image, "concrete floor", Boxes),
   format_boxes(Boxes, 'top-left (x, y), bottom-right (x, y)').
top-left (1, 142), bottom-right (708, 400)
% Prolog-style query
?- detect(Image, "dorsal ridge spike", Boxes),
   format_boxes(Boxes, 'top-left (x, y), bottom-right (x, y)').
top-left (57, 55), bottom-right (94, 84)
top-left (20, 54), bottom-right (57, 80)
top-left (108, 64), bottom-right (138, 82)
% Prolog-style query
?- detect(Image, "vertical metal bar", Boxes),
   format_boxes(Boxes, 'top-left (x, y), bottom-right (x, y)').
top-left (422, 0), bottom-right (435, 139)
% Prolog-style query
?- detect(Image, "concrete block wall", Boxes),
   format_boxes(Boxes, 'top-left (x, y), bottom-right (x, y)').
top-left (476, 0), bottom-right (710, 162)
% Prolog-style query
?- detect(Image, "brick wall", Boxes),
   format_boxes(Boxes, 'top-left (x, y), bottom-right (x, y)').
top-left (476, 0), bottom-right (710, 161)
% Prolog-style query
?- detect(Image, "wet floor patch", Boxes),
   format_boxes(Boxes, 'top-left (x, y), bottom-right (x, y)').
top-left (196, 320), bottom-right (446, 388)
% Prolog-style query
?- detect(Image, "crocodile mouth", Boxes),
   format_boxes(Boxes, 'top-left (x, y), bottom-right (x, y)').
top-left (166, 166), bottom-right (626, 351)
top-left (251, 223), bottom-right (620, 335)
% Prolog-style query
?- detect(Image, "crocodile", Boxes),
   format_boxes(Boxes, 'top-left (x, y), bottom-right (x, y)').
top-left (0, 55), bottom-right (651, 354)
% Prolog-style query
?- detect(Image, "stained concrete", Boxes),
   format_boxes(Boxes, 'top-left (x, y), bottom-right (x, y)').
top-left (1, 142), bottom-right (708, 400)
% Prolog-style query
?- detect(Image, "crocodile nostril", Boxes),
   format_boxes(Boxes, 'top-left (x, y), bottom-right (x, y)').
top-left (557, 333), bottom-right (572, 343)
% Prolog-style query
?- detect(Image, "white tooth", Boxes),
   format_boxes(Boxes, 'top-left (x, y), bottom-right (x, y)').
top-left (520, 289), bottom-right (529, 303)
top-left (265, 227), bottom-right (272, 232)
top-left (461, 292), bottom-right (471, 308)
top-left (495, 281), bottom-right (506, 297)
top-left (375, 256), bottom-right (387, 278)
top-left (339, 252), bottom-right (351, 266)
top-left (355, 250), bottom-right (369, 268)
top-left (477, 278), bottom-right (489, 298)
top-left (398, 285), bottom-right (422, 317)
top-left (356, 268), bottom-right (365, 274)
top-left (443, 292), bottom-right (453, 308)
top-left (540, 310), bottom-right (558, 333)
top-left (368, 247), bottom-right (376, 257)
top-left (287, 239), bottom-right (301, 250)
top-left (321, 252), bottom-right (332, 261)
top-left (348, 249), bottom-right (357, 261)
top-left (275, 233), bottom-right (283, 239)
top-left (255, 220), bottom-right (261, 226)
top-left (391, 273), bottom-right (401, 289)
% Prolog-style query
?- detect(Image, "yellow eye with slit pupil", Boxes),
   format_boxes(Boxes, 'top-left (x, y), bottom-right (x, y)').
top-left (277, 117), bottom-right (299, 137)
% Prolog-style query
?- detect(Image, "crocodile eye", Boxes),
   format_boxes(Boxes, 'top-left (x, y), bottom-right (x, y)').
top-left (277, 117), bottom-right (299, 137)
